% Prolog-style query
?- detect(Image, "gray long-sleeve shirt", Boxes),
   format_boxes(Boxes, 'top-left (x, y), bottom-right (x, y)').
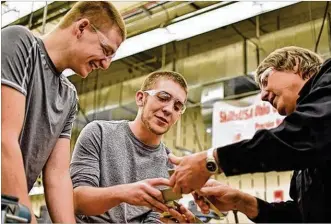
top-left (70, 120), bottom-right (173, 223)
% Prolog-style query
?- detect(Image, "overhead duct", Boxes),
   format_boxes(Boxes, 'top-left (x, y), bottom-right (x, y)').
top-left (201, 75), bottom-right (260, 127)
top-left (224, 75), bottom-right (260, 99)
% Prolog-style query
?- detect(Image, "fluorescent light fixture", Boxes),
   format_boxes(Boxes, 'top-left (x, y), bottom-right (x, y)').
top-left (170, 1), bottom-right (232, 24)
top-left (113, 28), bottom-right (176, 61)
top-left (167, 1), bottom-right (299, 40)
top-left (63, 1), bottom-right (299, 77)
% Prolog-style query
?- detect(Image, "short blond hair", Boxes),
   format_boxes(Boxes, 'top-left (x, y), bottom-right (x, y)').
top-left (58, 1), bottom-right (126, 40)
top-left (255, 46), bottom-right (323, 84)
top-left (141, 71), bottom-right (188, 95)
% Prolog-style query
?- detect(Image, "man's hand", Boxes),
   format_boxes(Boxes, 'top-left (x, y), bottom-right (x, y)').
top-left (193, 179), bottom-right (239, 213)
top-left (168, 152), bottom-right (212, 194)
top-left (160, 203), bottom-right (196, 223)
top-left (120, 178), bottom-right (171, 213)
top-left (193, 179), bottom-right (258, 219)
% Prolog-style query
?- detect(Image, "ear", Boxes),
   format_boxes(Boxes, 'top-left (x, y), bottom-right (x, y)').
top-left (75, 18), bottom-right (90, 39)
top-left (136, 90), bottom-right (145, 107)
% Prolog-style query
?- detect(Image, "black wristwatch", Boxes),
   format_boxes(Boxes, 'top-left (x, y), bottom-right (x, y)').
top-left (206, 148), bottom-right (219, 174)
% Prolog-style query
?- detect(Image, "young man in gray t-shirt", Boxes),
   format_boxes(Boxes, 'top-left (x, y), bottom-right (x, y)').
top-left (1, 2), bottom-right (126, 223)
top-left (70, 71), bottom-right (195, 223)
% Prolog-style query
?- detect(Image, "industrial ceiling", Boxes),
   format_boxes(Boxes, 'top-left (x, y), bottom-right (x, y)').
top-left (2, 1), bottom-right (330, 131)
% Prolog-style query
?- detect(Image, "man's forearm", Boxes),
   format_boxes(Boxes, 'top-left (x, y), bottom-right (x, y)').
top-left (73, 185), bottom-right (125, 216)
top-left (236, 192), bottom-right (259, 219)
top-left (1, 141), bottom-right (37, 224)
top-left (44, 172), bottom-right (76, 223)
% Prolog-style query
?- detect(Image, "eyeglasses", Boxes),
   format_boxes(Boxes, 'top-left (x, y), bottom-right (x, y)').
top-left (259, 67), bottom-right (275, 90)
top-left (144, 90), bottom-right (186, 114)
top-left (90, 24), bottom-right (116, 61)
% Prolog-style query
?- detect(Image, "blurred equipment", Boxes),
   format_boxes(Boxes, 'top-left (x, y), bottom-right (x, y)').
top-left (161, 169), bottom-right (182, 203)
top-left (162, 169), bottom-right (225, 223)
top-left (160, 200), bottom-right (204, 223)
top-left (188, 200), bottom-right (222, 223)
top-left (202, 196), bottom-right (228, 218)
top-left (161, 188), bottom-right (182, 202)
top-left (160, 169), bottom-right (203, 222)
top-left (1, 194), bottom-right (31, 223)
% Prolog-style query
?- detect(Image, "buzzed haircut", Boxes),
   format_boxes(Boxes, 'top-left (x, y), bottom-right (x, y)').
top-left (58, 1), bottom-right (126, 40)
top-left (141, 71), bottom-right (188, 95)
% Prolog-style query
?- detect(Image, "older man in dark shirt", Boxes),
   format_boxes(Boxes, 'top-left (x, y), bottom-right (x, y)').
top-left (169, 46), bottom-right (331, 222)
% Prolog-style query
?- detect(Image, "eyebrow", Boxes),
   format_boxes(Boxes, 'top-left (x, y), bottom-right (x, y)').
top-left (96, 29), bottom-right (118, 54)
top-left (161, 90), bottom-right (185, 105)
top-left (98, 37), bottom-right (115, 54)
top-left (102, 42), bottom-right (114, 54)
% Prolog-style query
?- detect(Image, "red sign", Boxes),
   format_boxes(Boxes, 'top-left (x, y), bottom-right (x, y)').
top-left (274, 190), bottom-right (284, 202)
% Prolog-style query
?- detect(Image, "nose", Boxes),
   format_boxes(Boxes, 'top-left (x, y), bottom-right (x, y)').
top-left (162, 102), bottom-right (174, 115)
top-left (100, 58), bottom-right (112, 70)
top-left (261, 89), bottom-right (269, 102)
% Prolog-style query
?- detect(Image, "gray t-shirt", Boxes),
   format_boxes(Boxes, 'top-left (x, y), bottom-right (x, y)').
top-left (1, 25), bottom-right (78, 191)
top-left (70, 120), bottom-right (174, 223)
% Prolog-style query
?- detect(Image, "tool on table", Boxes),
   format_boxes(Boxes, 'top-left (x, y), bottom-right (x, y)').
top-left (164, 169), bottom-right (227, 222)
top-left (1, 194), bottom-right (31, 223)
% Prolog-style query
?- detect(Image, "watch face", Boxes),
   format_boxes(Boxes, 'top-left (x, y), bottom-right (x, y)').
top-left (206, 161), bottom-right (217, 172)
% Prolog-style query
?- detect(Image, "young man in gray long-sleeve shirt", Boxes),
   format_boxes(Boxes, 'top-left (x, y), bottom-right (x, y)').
top-left (70, 71), bottom-right (195, 223)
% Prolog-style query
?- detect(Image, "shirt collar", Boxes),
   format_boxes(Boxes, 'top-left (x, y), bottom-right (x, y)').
top-left (297, 58), bottom-right (331, 101)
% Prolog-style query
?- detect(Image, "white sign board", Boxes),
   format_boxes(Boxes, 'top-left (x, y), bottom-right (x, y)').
top-left (212, 94), bottom-right (284, 148)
